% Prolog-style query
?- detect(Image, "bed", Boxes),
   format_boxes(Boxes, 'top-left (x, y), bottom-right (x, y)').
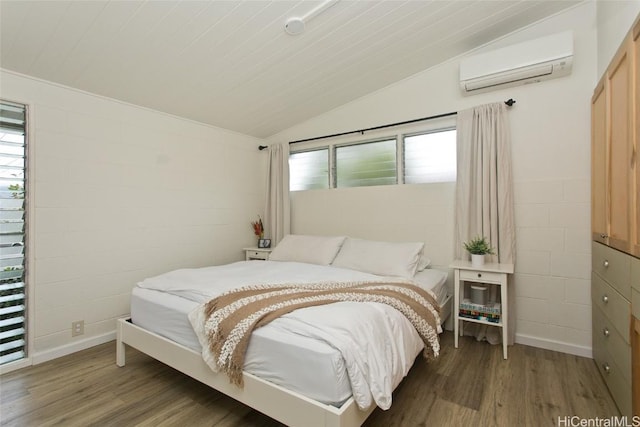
top-left (116, 236), bottom-right (452, 427)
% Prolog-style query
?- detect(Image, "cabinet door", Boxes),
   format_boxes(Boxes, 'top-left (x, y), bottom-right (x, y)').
top-left (632, 18), bottom-right (640, 257)
top-left (607, 41), bottom-right (633, 253)
top-left (592, 80), bottom-right (608, 244)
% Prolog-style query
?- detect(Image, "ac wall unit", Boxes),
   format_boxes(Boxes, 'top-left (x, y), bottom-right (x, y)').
top-left (459, 31), bottom-right (573, 95)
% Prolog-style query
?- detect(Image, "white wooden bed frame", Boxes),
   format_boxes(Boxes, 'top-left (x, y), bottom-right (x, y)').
top-left (116, 294), bottom-right (451, 427)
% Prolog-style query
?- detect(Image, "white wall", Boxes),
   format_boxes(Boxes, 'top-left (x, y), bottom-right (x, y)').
top-left (596, 0), bottom-right (640, 77)
top-left (0, 70), bottom-right (265, 365)
top-left (268, 2), bottom-right (597, 356)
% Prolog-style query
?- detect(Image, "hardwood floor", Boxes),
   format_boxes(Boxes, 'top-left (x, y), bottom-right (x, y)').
top-left (0, 332), bottom-right (619, 427)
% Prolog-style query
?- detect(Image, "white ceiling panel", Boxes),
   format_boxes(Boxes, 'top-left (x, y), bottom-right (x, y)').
top-left (0, 0), bottom-right (582, 138)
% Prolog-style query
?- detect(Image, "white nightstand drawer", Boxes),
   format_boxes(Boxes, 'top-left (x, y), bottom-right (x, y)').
top-left (460, 270), bottom-right (503, 284)
top-left (244, 247), bottom-right (272, 261)
top-left (248, 251), bottom-right (267, 259)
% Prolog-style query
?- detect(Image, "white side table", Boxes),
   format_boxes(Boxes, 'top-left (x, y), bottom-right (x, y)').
top-left (450, 260), bottom-right (514, 359)
top-left (244, 247), bottom-right (272, 261)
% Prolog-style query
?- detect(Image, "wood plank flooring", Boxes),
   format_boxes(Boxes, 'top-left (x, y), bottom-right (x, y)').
top-left (0, 332), bottom-right (619, 427)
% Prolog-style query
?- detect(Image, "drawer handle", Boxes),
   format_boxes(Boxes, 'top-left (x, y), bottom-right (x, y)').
top-left (602, 295), bottom-right (608, 304)
top-left (602, 363), bottom-right (611, 374)
top-left (603, 260), bottom-right (609, 268)
top-left (477, 273), bottom-right (482, 278)
top-left (603, 328), bottom-right (610, 337)
top-left (600, 233), bottom-right (608, 239)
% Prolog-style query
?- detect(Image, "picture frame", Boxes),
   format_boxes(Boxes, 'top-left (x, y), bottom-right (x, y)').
top-left (258, 238), bottom-right (271, 248)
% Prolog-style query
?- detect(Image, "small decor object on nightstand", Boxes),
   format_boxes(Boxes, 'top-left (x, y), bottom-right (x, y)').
top-left (258, 238), bottom-right (271, 248)
top-left (251, 216), bottom-right (264, 245)
top-left (463, 236), bottom-right (495, 267)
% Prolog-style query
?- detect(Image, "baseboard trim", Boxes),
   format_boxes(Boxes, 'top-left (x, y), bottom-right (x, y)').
top-left (32, 332), bottom-right (116, 365)
top-left (516, 333), bottom-right (592, 358)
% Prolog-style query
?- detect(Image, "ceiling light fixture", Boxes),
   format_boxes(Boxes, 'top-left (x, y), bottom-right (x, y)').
top-left (285, 0), bottom-right (340, 36)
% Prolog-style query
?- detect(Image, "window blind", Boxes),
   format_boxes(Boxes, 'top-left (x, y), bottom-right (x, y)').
top-left (0, 101), bottom-right (27, 365)
top-left (404, 129), bottom-right (457, 184)
top-left (335, 139), bottom-right (397, 188)
top-left (289, 148), bottom-right (329, 191)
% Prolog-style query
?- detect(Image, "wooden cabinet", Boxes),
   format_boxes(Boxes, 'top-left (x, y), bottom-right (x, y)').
top-left (609, 41), bottom-right (633, 252)
top-left (591, 15), bottom-right (638, 256)
top-left (592, 13), bottom-right (640, 419)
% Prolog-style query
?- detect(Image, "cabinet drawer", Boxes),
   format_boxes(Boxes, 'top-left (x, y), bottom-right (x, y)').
top-left (633, 288), bottom-right (640, 321)
top-left (632, 256), bottom-right (640, 293)
top-left (592, 272), bottom-right (631, 343)
top-left (593, 305), bottom-right (631, 380)
top-left (459, 270), bottom-right (504, 284)
top-left (593, 242), bottom-right (631, 300)
top-left (593, 336), bottom-right (632, 417)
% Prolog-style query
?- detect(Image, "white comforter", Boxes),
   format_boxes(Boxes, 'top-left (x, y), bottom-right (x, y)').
top-left (137, 261), bottom-right (440, 410)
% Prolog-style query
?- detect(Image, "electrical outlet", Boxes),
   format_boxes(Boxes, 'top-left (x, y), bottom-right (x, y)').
top-left (71, 320), bottom-right (84, 337)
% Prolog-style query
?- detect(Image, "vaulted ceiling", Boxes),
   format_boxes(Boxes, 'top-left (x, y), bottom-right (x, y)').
top-left (0, 1), bottom-right (581, 138)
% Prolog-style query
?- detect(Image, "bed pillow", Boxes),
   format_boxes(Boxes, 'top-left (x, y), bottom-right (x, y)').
top-left (268, 234), bottom-right (347, 265)
top-left (331, 238), bottom-right (425, 278)
top-left (417, 254), bottom-right (431, 271)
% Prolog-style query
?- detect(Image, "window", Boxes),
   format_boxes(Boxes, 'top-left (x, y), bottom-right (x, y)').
top-left (0, 101), bottom-right (27, 366)
top-left (404, 129), bottom-right (456, 183)
top-left (335, 139), bottom-right (396, 188)
top-left (289, 124), bottom-right (456, 191)
top-left (289, 148), bottom-right (329, 191)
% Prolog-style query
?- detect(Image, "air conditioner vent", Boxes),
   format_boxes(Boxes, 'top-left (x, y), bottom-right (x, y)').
top-left (460, 31), bottom-right (573, 95)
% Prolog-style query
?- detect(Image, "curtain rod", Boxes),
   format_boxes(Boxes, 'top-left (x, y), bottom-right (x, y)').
top-left (258, 98), bottom-right (515, 150)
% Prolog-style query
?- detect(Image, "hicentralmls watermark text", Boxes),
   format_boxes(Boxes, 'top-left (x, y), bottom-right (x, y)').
top-left (558, 416), bottom-right (640, 427)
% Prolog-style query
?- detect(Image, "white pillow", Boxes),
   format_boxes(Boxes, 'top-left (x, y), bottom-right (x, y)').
top-left (269, 235), bottom-right (347, 265)
top-left (331, 237), bottom-right (425, 278)
top-left (417, 254), bottom-right (431, 271)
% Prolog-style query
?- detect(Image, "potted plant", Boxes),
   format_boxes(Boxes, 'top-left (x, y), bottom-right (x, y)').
top-left (463, 236), bottom-right (495, 266)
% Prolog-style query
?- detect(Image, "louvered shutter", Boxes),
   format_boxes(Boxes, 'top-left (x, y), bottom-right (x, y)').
top-left (0, 101), bottom-right (27, 365)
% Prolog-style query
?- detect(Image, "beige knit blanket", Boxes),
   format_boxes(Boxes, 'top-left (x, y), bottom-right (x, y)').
top-left (198, 279), bottom-right (441, 386)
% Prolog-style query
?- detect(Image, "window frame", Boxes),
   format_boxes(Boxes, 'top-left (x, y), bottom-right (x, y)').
top-left (402, 126), bottom-right (457, 185)
top-left (289, 117), bottom-right (456, 191)
top-left (288, 147), bottom-right (331, 191)
top-left (0, 99), bottom-right (32, 374)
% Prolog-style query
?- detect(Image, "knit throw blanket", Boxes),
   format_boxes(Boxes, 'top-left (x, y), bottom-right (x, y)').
top-left (198, 279), bottom-right (441, 386)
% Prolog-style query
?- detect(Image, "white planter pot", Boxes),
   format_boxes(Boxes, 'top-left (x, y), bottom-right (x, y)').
top-left (471, 254), bottom-right (485, 267)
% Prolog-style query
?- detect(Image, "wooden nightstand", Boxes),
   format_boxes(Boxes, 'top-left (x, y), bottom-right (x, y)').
top-left (450, 260), bottom-right (514, 359)
top-left (244, 247), bottom-right (272, 261)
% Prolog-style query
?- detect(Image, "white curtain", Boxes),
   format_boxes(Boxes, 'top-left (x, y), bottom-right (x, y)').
top-left (454, 102), bottom-right (516, 344)
top-left (264, 143), bottom-right (290, 245)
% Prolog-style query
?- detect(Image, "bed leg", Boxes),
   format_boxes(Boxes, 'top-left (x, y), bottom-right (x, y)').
top-left (116, 318), bottom-right (126, 367)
